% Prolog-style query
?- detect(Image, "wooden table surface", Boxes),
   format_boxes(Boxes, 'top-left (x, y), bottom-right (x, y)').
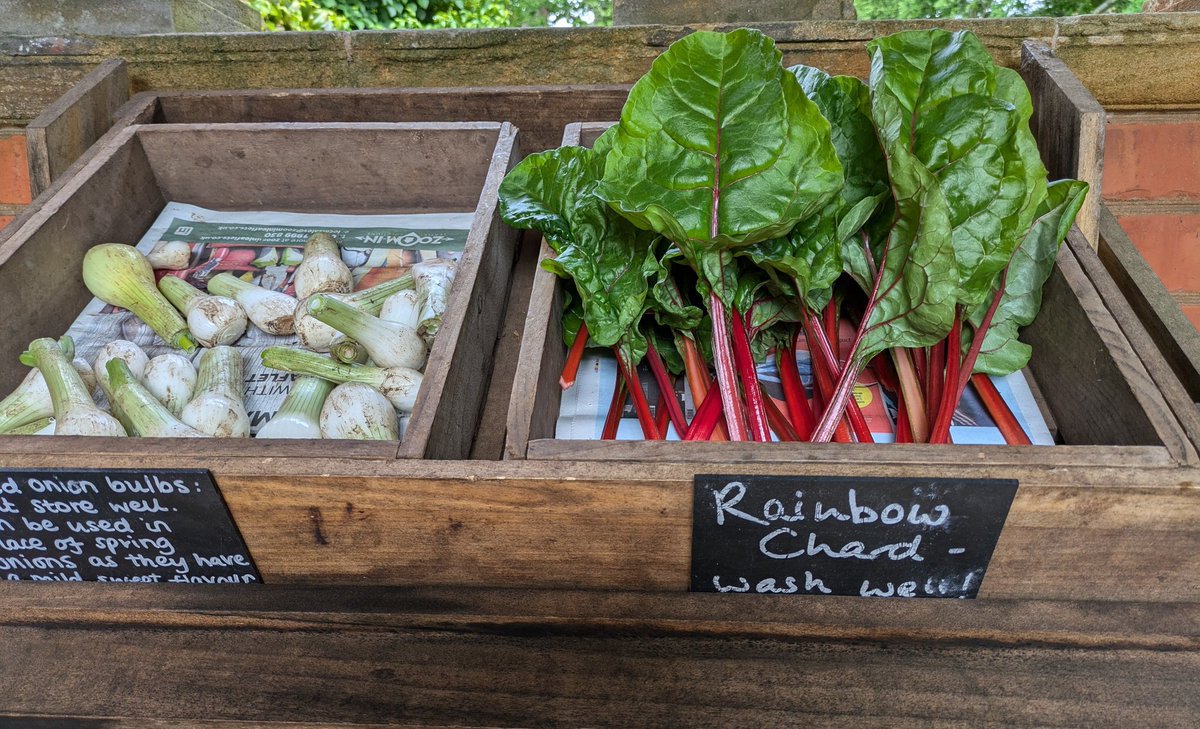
top-left (0, 583), bottom-right (1196, 728)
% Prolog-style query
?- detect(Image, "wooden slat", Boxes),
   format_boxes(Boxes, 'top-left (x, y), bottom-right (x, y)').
top-left (136, 122), bottom-right (502, 213)
top-left (401, 123), bottom-right (521, 459)
top-left (0, 584), bottom-right (1195, 727)
top-left (470, 229), bottom-right (542, 460)
top-left (0, 452), bottom-right (1190, 601)
top-left (153, 85), bottom-right (632, 156)
top-left (1019, 41), bottom-right (1106, 247)
top-left (1098, 206), bottom-right (1200, 405)
top-left (1068, 224), bottom-right (1200, 457)
top-left (24, 59), bottom-right (129, 198)
top-left (1022, 234), bottom-right (1196, 462)
top-left (502, 124), bottom-right (585, 459)
top-left (525, 440), bottom-right (1173, 468)
top-left (0, 435), bottom-right (397, 460)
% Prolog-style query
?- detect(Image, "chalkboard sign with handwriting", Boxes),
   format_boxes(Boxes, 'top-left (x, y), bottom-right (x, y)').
top-left (691, 474), bottom-right (1017, 598)
top-left (0, 468), bottom-right (259, 584)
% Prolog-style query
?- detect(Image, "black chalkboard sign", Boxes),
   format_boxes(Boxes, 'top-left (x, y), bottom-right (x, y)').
top-left (691, 474), bottom-right (1017, 598)
top-left (0, 468), bottom-right (259, 584)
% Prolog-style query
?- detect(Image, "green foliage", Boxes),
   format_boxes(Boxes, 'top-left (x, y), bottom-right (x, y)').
top-left (512, 0), bottom-right (612, 27)
top-left (971, 179), bottom-right (1088, 374)
top-left (245, 0), bottom-right (350, 30)
top-left (245, 0), bottom-right (611, 30)
top-left (498, 146), bottom-right (658, 349)
top-left (855, 0), bottom-right (1143, 20)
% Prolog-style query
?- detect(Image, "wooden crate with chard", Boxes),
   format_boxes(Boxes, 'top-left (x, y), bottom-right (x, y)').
top-left (500, 27), bottom-right (1087, 446)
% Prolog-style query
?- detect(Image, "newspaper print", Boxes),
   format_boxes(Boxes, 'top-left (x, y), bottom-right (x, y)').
top-left (64, 203), bottom-right (473, 435)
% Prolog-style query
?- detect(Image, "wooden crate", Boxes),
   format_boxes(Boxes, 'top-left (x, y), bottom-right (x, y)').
top-left (0, 49), bottom-right (1194, 603)
top-left (0, 120), bottom-right (520, 460)
top-left (505, 119), bottom-right (1196, 468)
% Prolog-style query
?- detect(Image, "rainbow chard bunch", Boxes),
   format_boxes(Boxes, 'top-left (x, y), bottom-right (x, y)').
top-left (500, 27), bottom-right (1086, 445)
top-left (809, 29), bottom-right (1087, 443)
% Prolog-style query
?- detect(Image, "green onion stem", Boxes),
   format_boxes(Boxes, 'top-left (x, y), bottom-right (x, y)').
top-left (307, 294), bottom-right (391, 345)
top-left (330, 336), bottom-right (369, 365)
top-left (20, 337), bottom-right (94, 416)
top-left (206, 273), bottom-right (253, 298)
top-left (194, 347), bottom-right (245, 401)
top-left (345, 274), bottom-right (415, 316)
top-left (0, 371), bottom-right (49, 433)
top-left (158, 275), bottom-right (203, 314)
top-left (261, 347), bottom-right (385, 388)
top-left (275, 376), bottom-right (335, 420)
top-left (7, 416), bottom-right (53, 435)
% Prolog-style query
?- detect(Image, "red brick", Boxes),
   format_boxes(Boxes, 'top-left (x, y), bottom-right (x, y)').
top-left (0, 215), bottom-right (13, 231)
top-left (1104, 119), bottom-right (1200, 202)
top-left (0, 135), bottom-right (32, 205)
top-left (1118, 213), bottom-right (1200, 292)
top-left (1182, 305), bottom-right (1200, 334)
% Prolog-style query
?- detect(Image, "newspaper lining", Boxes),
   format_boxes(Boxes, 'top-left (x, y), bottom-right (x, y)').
top-left (64, 202), bottom-right (473, 434)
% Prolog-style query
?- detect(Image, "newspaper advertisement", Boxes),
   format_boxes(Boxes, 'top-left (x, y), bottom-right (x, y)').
top-left (558, 321), bottom-right (1054, 446)
top-left (64, 202), bottom-right (473, 434)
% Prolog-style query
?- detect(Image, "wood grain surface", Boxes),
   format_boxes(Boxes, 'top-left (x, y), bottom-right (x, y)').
top-left (152, 85), bottom-right (631, 157)
top-left (1068, 224), bottom-right (1200, 455)
top-left (0, 584), bottom-right (1195, 728)
top-left (1097, 206), bottom-right (1200, 403)
top-left (0, 452), bottom-right (1194, 602)
top-left (1019, 42), bottom-right (1106, 247)
top-left (24, 59), bottom-right (129, 198)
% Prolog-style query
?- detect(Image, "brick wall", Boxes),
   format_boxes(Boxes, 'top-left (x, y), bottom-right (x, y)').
top-left (0, 130), bottom-right (31, 232)
top-left (1104, 111), bottom-right (1200, 332)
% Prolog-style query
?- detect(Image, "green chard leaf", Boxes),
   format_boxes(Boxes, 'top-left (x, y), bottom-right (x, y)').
top-left (499, 146), bottom-right (603, 254)
top-left (734, 265), bottom-right (800, 337)
top-left (748, 65), bottom-right (890, 309)
top-left (595, 28), bottom-right (843, 302)
top-left (850, 31), bottom-right (972, 360)
top-left (856, 147), bottom-right (958, 360)
top-left (498, 146), bottom-right (658, 349)
top-left (971, 179), bottom-right (1088, 375)
top-left (649, 246), bottom-right (704, 332)
top-left (868, 30), bottom-right (1049, 311)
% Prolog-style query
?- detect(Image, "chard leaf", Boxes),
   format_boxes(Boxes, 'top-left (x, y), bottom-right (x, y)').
top-left (499, 146), bottom-right (658, 349)
top-left (499, 146), bottom-right (603, 255)
top-left (791, 66), bottom-right (888, 209)
top-left (870, 29), bottom-right (1046, 311)
top-left (734, 266), bottom-right (799, 337)
top-left (649, 247), bottom-right (703, 332)
top-left (596, 28), bottom-right (843, 301)
top-left (856, 147), bottom-right (958, 361)
top-left (850, 31), bottom-right (972, 361)
top-left (648, 326), bottom-right (685, 375)
top-left (748, 67), bottom-right (889, 312)
top-left (561, 287), bottom-right (584, 347)
top-left (744, 231), bottom-right (841, 312)
top-left (972, 179), bottom-right (1089, 375)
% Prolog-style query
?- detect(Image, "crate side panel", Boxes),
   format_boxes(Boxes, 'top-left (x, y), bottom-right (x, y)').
top-left (136, 123), bottom-right (500, 213)
top-left (402, 125), bottom-right (521, 459)
top-left (0, 131), bottom-right (164, 393)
